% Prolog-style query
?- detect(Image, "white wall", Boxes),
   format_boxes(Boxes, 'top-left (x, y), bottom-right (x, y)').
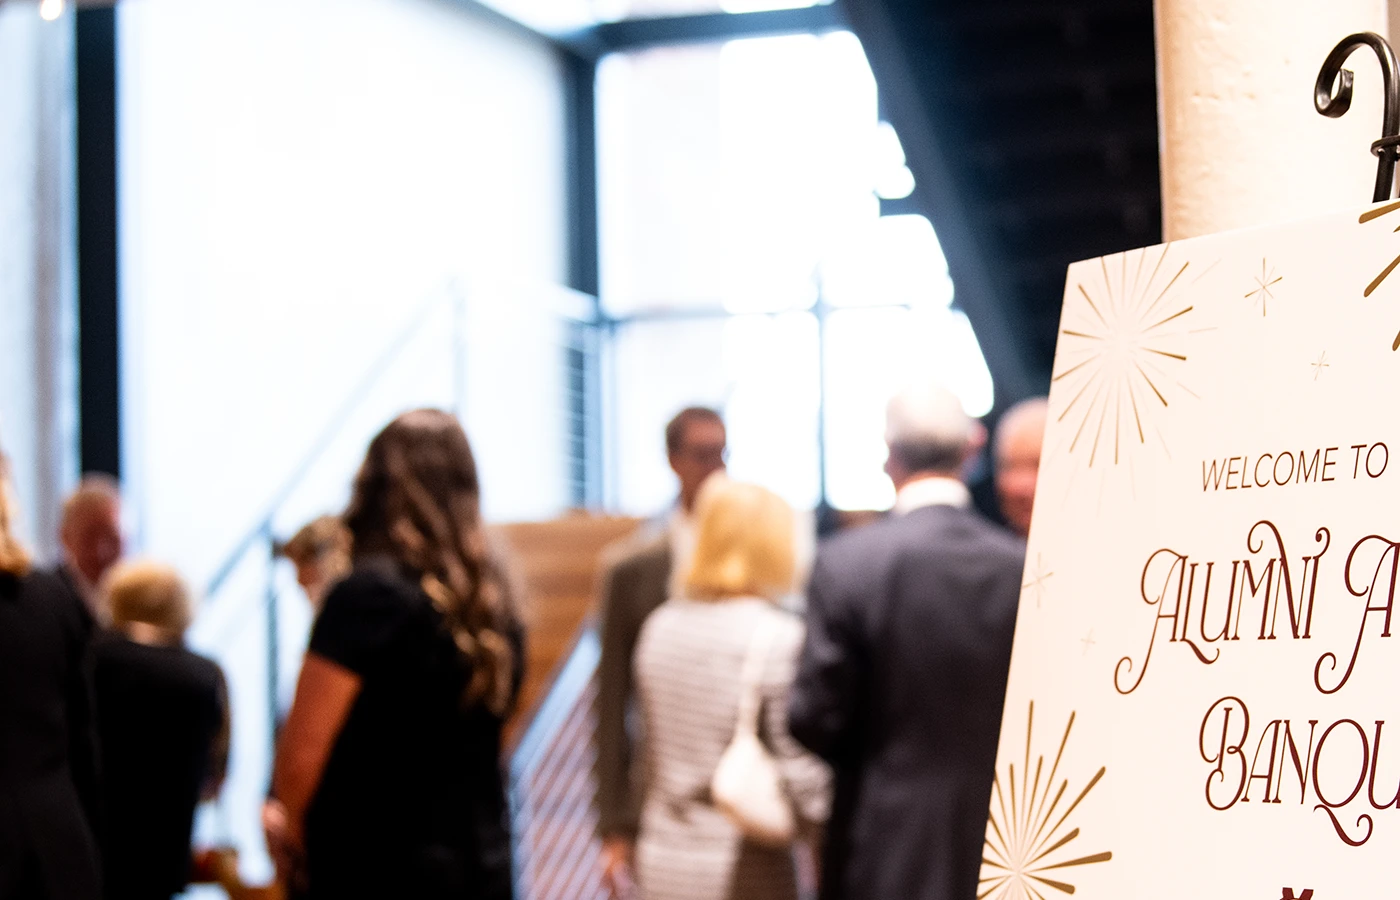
top-left (0, 5), bottom-right (77, 560)
top-left (117, 0), bottom-right (571, 878)
top-left (119, 0), bottom-right (570, 581)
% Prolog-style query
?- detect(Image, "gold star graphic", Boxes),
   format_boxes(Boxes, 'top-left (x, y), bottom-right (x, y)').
top-left (1311, 351), bottom-right (1330, 381)
top-left (1022, 554), bottom-right (1054, 608)
top-left (1244, 258), bottom-right (1282, 316)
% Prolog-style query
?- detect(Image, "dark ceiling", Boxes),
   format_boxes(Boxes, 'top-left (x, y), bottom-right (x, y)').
top-left (843, 0), bottom-right (1161, 405)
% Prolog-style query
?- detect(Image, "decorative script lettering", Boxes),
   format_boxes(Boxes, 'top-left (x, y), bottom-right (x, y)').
top-left (1112, 519), bottom-right (1400, 846)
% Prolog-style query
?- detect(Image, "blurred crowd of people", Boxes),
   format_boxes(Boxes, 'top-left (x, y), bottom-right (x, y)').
top-left (0, 384), bottom-right (1047, 900)
top-left (0, 474), bottom-right (229, 900)
top-left (594, 390), bottom-right (1046, 900)
top-left (0, 410), bottom-right (524, 900)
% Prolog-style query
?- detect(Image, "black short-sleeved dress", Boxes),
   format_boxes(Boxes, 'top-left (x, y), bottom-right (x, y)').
top-left (302, 564), bottom-right (520, 900)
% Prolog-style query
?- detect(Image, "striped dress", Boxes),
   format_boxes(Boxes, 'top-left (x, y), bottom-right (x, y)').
top-left (632, 597), bottom-right (831, 900)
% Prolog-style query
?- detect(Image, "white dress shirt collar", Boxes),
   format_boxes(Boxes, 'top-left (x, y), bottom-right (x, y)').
top-left (893, 475), bottom-right (971, 515)
top-left (667, 504), bottom-right (697, 598)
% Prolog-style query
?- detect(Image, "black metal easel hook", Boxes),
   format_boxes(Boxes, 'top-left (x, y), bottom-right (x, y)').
top-left (1315, 32), bottom-right (1400, 203)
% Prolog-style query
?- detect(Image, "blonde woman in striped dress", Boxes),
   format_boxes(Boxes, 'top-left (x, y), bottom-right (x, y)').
top-left (632, 476), bottom-right (830, 900)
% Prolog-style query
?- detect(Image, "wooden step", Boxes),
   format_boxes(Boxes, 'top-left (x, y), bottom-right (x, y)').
top-left (494, 514), bottom-right (645, 749)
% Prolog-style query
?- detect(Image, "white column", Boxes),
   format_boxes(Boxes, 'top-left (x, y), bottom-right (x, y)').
top-left (1156, 0), bottom-right (1388, 241)
top-left (0, 5), bottom-right (76, 557)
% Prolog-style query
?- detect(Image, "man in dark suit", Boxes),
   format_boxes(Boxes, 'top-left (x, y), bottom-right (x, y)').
top-left (789, 381), bottom-right (1025, 900)
top-left (92, 560), bottom-right (228, 900)
top-left (592, 407), bottom-right (727, 896)
top-left (54, 475), bottom-right (125, 625)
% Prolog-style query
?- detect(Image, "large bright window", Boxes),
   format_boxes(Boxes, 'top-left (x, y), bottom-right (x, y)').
top-left (608, 313), bottom-right (821, 513)
top-left (598, 31), bottom-right (876, 315)
top-left (598, 30), bottom-right (992, 513)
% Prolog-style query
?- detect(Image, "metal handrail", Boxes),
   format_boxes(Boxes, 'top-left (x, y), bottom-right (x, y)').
top-left (202, 284), bottom-right (463, 601)
top-left (201, 277), bottom-right (598, 604)
top-left (509, 626), bottom-right (602, 900)
top-left (511, 627), bottom-right (601, 786)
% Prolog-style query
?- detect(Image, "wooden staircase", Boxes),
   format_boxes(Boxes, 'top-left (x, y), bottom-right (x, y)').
top-left (494, 513), bottom-right (644, 900)
top-left (496, 514), bottom-right (643, 748)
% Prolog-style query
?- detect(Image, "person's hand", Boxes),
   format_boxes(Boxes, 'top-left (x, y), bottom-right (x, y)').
top-left (600, 835), bottom-right (634, 898)
top-left (261, 799), bottom-right (302, 887)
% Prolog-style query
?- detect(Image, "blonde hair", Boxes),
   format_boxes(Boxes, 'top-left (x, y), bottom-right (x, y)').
top-left (106, 560), bottom-right (194, 634)
top-left (279, 515), bottom-right (351, 568)
top-left (684, 477), bottom-right (796, 601)
top-left (0, 454), bottom-right (30, 577)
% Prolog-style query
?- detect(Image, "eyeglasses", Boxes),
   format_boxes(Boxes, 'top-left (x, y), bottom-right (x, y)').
top-left (677, 443), bottom-right (729, 465)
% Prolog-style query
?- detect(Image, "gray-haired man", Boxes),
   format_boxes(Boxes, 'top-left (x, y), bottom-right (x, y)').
top-left (789, 381), bottom-right (1025, 900)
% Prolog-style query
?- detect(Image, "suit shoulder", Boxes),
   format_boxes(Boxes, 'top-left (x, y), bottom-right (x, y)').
top-left (600, 529), bottom-right (670, 577)
top-left (25, 566), bottom-right (75, 601)
top-left (963, 506), bottom-right (1030, 548)
top-left (183, 648), bottom-right (227, 688)
top-left (815, 514), bottom-right (901, 563)
top-left (959, 511), bottom-right (1027, 565)
top-left (815, 508), bottom-right (1024, 572)
top-left (24, 567), bottom-right (92, 628)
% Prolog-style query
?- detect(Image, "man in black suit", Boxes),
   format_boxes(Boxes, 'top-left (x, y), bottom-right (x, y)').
top-left (789, 381), bottom-right (1025, 900)
top-left (0, 462), bottom-right (103, 900)
top-left (92, 560), bottom-right (228, 900)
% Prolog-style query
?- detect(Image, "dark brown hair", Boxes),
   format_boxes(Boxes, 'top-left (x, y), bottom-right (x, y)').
top-left (344, 409), bottom-right (517, 714)
top-left (664, 406), bottom-right (723, 456)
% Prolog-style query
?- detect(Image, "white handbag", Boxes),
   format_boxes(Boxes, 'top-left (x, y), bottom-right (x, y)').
top-left (710, 615), bottom-right (797, 847)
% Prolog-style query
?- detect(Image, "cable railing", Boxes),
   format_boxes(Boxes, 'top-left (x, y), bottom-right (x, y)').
top-left (509, 627), bottom-right (608, 900)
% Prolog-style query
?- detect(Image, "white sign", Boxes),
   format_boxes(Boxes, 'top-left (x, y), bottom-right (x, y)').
top-left (983, 199), bottom-right (1400, 900)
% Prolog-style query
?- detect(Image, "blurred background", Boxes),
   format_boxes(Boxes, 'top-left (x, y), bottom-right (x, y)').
top-left (1, 0), bottom-right (1165, 893)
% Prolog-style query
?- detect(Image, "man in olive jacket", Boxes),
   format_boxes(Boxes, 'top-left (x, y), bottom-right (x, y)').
top-left (592, 408), bottom-right (727, 895)
top-left (790, 382), bottom-right (1025, 900)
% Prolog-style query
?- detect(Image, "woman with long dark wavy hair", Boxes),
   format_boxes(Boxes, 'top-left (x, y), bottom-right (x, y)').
top-left (272, 410), bottom-right (524, 899)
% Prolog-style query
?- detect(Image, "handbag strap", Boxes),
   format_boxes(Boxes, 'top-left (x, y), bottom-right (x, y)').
top-left (734, 610), bottom-right (777, 736)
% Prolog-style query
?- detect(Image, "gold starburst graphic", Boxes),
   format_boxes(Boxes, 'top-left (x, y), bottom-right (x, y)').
top-left (980, 703), bottom-right (1112, 900)
top-left (1050, 245), bottom-right (1204, 472)
top-left (1357, 200), bottom-right (1400, 350)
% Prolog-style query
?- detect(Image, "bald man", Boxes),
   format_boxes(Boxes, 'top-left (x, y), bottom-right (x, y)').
top-left (56, 475), bottom-right (125, 622)
top-left (789, 381), bottom-right (1024, 900)
top-left (993, 397), bottom-right (1048, 537)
